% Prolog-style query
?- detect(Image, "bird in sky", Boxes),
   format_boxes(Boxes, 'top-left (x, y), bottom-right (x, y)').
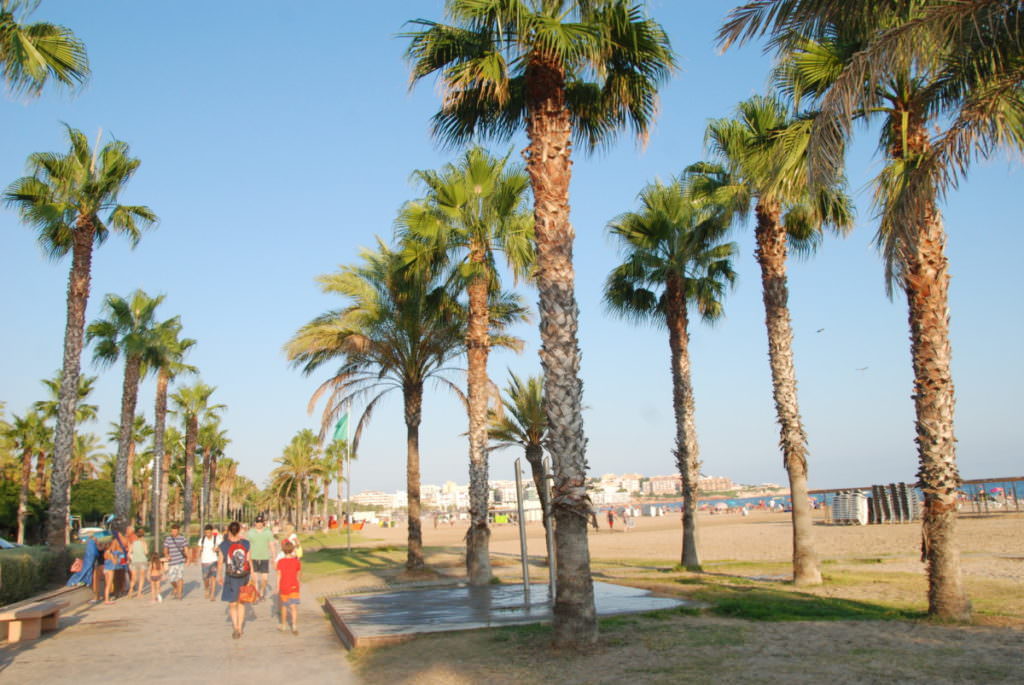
top-left (856, 366), bottom-right (869, 371)
top-left (816, 328), bottom-right (825, 333)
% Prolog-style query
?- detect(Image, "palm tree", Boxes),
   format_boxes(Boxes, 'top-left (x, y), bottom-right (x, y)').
top-left (287, 240), bottom-right (494, 569)
top-left (170, 382), bottom-right (223, 535)
top-left (70, 432), bottom-right (103, 485)
top-left (398, 145), bottom-right (533, 585)
top-left (215, 456), bottom-right (238, 524)
top-left (686, 95), bottom-right (853, 585)
top-left (6, 410), bottom-right (48, 543)
top-left (270, 429), bottom-right (323, 529)
top-left (197, 418), bottom-right (229, 532)
top-left (147, 320), bottom-right (196, 538)
top-left (604, 178), bottom-right (737, 570)
top-left (0, 0), bottom-right (88, 97)
top-left (104, 415), bottom-right (152, 521)
top-left (323, 438), bottom-right (352, 525)
top-left (488, 372), bottom-right (549, 533)
top-left (86, 289), bottom-right (166, 526)
top-left (3, 126), bottom-right (156, 546)
top-left (405, 0), bottom-right (675, 644)
top-left (35, 370), bottom-right (99, 426)
top-left (719, 0), bottom-right (1024, 620)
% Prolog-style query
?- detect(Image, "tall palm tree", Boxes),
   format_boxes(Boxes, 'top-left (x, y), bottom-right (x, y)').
top-left (3, 126), bottom-right (156, 546)
top-left (214, 456), bottom-right (238, 524)
top-left (147, 320), bottom-right (196, 538)
top-left (0, 0), bottom-right (88, 97)
top-left (487, 372), bottom-right (549, 533)
top-left (717, 0), bottom-right (1022, 622)
top-left (87, 289), bottom-right (166, 526)
top-left (270, 429), bottom-right (323, 529)
top-left (405, 0), bottom-right (675, 645)
top-left (398, 145), bottom-right (533, 585)
top-left (286, 240), bottom-right (522, 569)
top-left (197, 418), bottom-right (229, 532)
top-left (604, 178), bottom-right (737, 570)
top-left (323, 438), bottom-right (352, 525)
top-left (35, 370), bottom-right (99, 426)
top-left (686, 95), bottom-right (853, 585)
top-left (170, 382), bottom-right (223, 535)
top-left (7, 410), bottom-right (48, 543)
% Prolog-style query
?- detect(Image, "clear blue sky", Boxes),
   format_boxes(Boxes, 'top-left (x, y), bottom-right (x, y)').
top-left (2, 1), bottom-right (1021, 497)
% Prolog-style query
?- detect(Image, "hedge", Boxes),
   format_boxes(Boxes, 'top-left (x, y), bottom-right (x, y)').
top-left (0, 546), bottom-right (72, 606)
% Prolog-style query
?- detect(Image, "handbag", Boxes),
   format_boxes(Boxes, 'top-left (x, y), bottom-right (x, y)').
top-left (69, 558), bottom-right (83, 573)
top-left (238, 582), bottom-right (258, 604)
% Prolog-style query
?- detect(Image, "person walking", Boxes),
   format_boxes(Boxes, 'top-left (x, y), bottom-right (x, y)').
top-left (147, 552), bottom-right (165, 603)
top-left (276, 539), bottom-right (301, 635)
top-left (163, 523), bottom-right (188, 600)
top-left (129, 528), bottom-right (149, 598)
top-left (198, 524), bottom-right (222, 601)
top-left (218, 521), bottom-right (252, 639)
top-left (246, 515), bottom-right (276, 601)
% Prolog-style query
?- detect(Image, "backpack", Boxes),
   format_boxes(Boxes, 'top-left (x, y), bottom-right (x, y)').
top-left (224, 541), bottom-right (250, 578)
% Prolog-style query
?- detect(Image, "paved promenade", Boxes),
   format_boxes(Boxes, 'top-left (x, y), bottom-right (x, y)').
top-left (0, 564), bottom-right (359, 684)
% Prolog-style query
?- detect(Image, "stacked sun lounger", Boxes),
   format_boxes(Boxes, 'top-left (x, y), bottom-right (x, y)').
top-left (831, 490), bottom-right (868, 525)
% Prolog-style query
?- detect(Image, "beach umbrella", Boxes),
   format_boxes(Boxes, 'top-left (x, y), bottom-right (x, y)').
top-left (713, 501), bottom-right (728, 510)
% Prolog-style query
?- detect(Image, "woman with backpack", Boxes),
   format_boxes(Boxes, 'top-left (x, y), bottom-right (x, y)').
top-left (217, 520), bottom-right (252, 639)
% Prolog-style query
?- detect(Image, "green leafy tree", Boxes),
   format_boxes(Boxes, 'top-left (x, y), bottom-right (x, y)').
top-left (687, 95), bottom-right (853, 585)
top-left (70, 478), bottom-right (114, 524)
top-left (717, 0), bottom-right (1024, 622)
top-left (405, 1), bottom-right (675, 645)
top-left (398, 145), bottom-right (533, 585)
top-left (0, 0), bottom-right (88, 98)
top-left (3, 126), bottom-right (156, 546)
top-left (604, 177), bottom-right (737, 570)
top-left (70, 432), bottom-right (103, 485)
top-left (6, 409), bottom-right (48, 543)
top-left (87, 289), bottom-right (167, 525)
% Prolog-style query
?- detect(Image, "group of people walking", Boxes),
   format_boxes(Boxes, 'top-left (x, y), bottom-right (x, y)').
top-left (69, 515), bottom-right (303, 640)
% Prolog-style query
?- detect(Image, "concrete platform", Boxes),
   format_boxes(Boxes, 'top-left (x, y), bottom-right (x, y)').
top-left (325, 581), bottom-right (690, 648)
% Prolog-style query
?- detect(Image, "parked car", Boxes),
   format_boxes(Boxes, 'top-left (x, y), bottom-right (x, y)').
top-left (0, 536), bottom-right (24, 549)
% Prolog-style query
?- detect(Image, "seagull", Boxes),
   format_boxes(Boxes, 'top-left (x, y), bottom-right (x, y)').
top-left (856, 366), bottom-right (869, 371)
top-left (816, 328), bottom-right (825, 333)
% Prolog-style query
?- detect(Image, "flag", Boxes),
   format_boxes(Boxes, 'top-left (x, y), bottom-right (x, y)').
top-left (333, 412), bottom-right (349, 442)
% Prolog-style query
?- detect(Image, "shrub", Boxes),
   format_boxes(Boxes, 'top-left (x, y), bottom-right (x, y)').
top-left (0, 546), bottom-right (69, 606)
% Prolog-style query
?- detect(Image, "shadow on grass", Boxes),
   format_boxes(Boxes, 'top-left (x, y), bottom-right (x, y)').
top-left (301, 545), bottom-right (402, 576)
top-left (688, 583), bottom-right (924, 622)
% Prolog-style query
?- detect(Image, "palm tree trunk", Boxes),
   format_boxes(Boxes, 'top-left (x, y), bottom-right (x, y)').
top-left (183, 415), bottom-right (197, 535)
top-left (18, 448), bottom-right (31, 545)
top-left (152, 371), bottom-right (168, 537)
top-left (524, 444), bottom-right (550, 536)
top-left (114, 355), bottom-right (142, 527)
top-left (200, 446), bottom-right (212, 531)
top-left (666, 274), bottom-right (701, 570)
top-left (48, 222), bottom-right (95, 548)
top-left (404, 382), bottom-right (425, 569)
top-left (466, 255), bottom-right (492, 585)
top-left (755, 200), bottom-right (821, 586)
top-left (525, 52), bottom-right (596, 647)
top-left (35, 450), bottom-right (47, 499)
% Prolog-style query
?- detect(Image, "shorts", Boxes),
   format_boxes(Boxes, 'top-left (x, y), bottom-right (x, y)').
top-left (280, 591), bottom-right (300, 606)
top-left (251, 559), bottom-right (269, 574)
top-left (201, 562), bottom-right (217, 579)
top-left (132, 562), bottom-right (147, 575)
top-left (166, 564), bottom-right (184, 583)
top-left (221, 574), bottom-right (250, 603)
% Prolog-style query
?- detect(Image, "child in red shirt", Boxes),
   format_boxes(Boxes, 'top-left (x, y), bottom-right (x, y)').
top-left (276, 539), bottom-right (302, 635)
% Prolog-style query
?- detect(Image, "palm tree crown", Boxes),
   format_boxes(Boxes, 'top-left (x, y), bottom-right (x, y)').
top-left (0, 0), bottom-right (89, 97)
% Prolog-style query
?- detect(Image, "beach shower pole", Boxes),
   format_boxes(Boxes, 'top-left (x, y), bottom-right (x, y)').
top-left (514, 459), bottom-right (530, 605)
top-left (543, 456), bottom-right (556, 601)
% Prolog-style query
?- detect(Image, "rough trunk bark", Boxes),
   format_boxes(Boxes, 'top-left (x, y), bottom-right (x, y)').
top-left (152, 371), bottom-right (168, 537)
top-left (183, 415), bottom-right (197, 534)
top-left (755, 201), bottom-right (821, 585)
top-left (895, 119), bottom-right (971, 621)
top-left (465, 251), bottom-right (493, 585)
top-left (523, 443), bottom-right (550, 536)
top-left (48, 222), bottom-right (95, 548)
top-left (404, 383), bottom-right (425, 570)
top-left (35, 450), bottom-right (47, 499)
top-left (114, 355), bottom-right (142, 527)
top-left (666, 274), bottom-right (701, 570)
top-left (17, 448), bottom-right (31, 544)
top-left (200, 446), bottom-right (212, 532)
top-left (525, 52), bottom-right (596, 646)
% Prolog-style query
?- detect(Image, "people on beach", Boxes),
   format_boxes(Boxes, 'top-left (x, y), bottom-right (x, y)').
top-left (606, 510), bottom-right (615, 530)
top-left (102, 527), bottom-right (129, 604)
top-left (218, 520), bottom-right (252, 639)
top-left (276, 539), bottom-right (302, 635)
top-left (247, 515), bottom-right (276, 601)
top-left (129, 527), bottom-right (149, 598)
top-left (163, 523), bottom-right (188, 600)
top-left (147, 552), bottom-right (164, 603)
top-left (199, 524), bottom-right (222, 601)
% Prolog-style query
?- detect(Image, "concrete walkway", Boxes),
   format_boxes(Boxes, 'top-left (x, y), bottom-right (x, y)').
top-left (0, 564), bottom-right (359, 684)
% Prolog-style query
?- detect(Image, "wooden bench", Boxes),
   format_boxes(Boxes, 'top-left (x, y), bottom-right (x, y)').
top-left (0, 600), bottom-right (69, 643)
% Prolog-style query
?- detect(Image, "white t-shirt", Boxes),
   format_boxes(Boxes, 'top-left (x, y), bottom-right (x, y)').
top-left (199, 533), bottom-right (222, 564)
